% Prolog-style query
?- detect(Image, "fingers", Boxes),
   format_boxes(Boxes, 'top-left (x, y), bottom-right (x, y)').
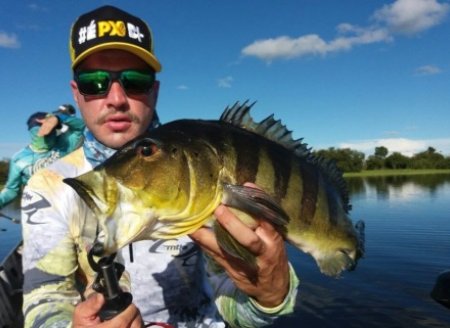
top-left (215, 205), bottom-right (265, 256)
top-left (37, 116), bottom-right (59, 136)
top-left (189, 226), bottom-right (223, 256)
top-left (111, 303), bottom-right (143, 328)
top-left (73, 293), bottom-right (143, 327)
top-left (73, 293), bottom-right (104, 325)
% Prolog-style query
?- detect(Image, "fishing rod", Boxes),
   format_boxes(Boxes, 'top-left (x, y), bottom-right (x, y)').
top-left (0, 212), bottom-right (20, 224)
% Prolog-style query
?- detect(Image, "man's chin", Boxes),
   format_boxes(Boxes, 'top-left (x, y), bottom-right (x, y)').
top-left (99, 132), bottom-right (138, 149)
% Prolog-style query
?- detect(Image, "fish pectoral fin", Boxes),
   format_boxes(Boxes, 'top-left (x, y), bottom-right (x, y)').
top-left (213, 220), bottom-right (257, 268)
top-left (222, 183), bottom-right (289, 226)
top-left (317, 251), bottom-right (355, 278)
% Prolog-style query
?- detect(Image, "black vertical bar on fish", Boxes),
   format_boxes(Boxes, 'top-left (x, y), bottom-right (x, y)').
top-left (266, 144), bottom-right (292, 201)
top-left (325, 184), bottom-right (339, 226)
top-left (298, 162), bottom-right (319, 225)
top-left (232, 131), bottom-right (260, 184)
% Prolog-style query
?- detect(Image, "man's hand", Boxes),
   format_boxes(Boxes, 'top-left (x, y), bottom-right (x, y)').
top-left (37, 116), bottom-right (59, 136)
top-left (189, 183), bottom-right (290, 308)
top-left (73, 293), bottom-right (143, 327)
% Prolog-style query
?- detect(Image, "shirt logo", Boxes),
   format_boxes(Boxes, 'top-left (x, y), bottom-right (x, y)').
top-left (149, 239), bottom-right (200, 267)
top-left (78, 20), bottom-right (145, 45)
top-left (21, 191), bottom-right (51, 225)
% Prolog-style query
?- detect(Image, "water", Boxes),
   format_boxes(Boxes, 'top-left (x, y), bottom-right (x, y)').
top-left (0, 198), bottom-right (21, 261)
top-left (273, 174), bottom-right (450, 327)
top-left (1, 175), bottom-right (450, 327)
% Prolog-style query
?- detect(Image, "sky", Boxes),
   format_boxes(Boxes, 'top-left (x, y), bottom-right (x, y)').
top-left (0, 0), bottom-right (449, 160)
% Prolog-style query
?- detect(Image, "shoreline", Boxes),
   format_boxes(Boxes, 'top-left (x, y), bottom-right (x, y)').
top-left (344, 169), bottom-right (450, 178)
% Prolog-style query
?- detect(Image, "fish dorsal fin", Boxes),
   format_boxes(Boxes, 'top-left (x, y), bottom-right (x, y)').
top-left (220, 100), bottom-right (311, 157)
top-left (220, 100), bottom-right (351, 213)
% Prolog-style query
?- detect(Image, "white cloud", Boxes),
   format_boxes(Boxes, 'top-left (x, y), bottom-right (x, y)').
top-left (373, 0), bottom-right (449, 35)
top-left (241, 27), bottom-right (392, 62)
top-left (0, 31), bottom-right (20, 48)
top-left (218, 76), bottom-right (233, 88)
top-left (339, 138), bottom-right (450, 156)
top-left (414, 64), bottom-right (442, 75)
top-left (241, 0), bottom-right (449, 62)
top-left (176, 85), bottom-right (189, 90)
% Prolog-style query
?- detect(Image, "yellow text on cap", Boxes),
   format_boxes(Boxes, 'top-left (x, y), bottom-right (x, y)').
top-left (98, 21), bottom-right (127, 37)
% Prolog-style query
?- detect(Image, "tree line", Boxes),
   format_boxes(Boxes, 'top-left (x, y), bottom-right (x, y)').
top-left (313, 146), bottom-right (450, 173)
top-left (1, 146), bottom-right (450, 182)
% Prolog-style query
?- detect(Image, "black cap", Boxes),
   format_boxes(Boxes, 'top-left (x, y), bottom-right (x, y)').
top-left (27, 112), bottom-right (47, 130)
top-left (56, 104), bottom-right (76, 115)
top-left (69, 5), bottom-right (161, 71)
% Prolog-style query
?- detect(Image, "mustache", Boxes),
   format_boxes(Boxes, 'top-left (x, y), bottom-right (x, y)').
top-left (96, 110), bottom-right (140, 125)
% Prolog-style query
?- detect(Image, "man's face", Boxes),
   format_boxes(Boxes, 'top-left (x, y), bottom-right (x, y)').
top-left (71, 49), bottom-right (159, 149)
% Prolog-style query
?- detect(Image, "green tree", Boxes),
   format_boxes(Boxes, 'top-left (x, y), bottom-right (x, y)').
top-left (0, 160), bottom-right (9, 185)
top-left (314, 147), bottom-right (365, 172)
top-left (411, 146), bottom-right (446, 169)
top-left (374, 146), bottom-right (388, 158)
top-left (365, 155), bottom-right (384, 170)
top-left (385, 152), bottom-right (410, 169)
top-left (365, 146), bottom-right (389, 170)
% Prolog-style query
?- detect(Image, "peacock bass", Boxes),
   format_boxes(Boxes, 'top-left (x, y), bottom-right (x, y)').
top-left (64, 101), bottom-right (365, 277)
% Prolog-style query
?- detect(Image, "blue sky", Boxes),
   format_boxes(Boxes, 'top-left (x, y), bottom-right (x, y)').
top-left (1, 0), bottom-right (449, 160)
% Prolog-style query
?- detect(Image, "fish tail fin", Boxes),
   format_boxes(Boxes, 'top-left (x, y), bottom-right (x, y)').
top-left (317, 251), bottom-right (356, 278)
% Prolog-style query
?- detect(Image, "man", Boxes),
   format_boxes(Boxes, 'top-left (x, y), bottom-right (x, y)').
top-left (21, 5), bottom-right (298, 328)
top-left (0, 105), bottom-right (84, 210)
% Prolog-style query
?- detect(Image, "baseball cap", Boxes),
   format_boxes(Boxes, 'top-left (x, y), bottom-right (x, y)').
top-left (56, 104), bottom-right (76, 115)
top-left (27, 112), bottom-right (47, 130)
top-left (69, 5), bottom-right (161, 72)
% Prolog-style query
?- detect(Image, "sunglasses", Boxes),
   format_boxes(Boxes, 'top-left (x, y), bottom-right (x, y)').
top-left (74, 69), bottom-right (156, 96)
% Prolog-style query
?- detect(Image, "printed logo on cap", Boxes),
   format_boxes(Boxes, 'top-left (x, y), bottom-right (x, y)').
top-left (76, 19), bottom-right (145, 46)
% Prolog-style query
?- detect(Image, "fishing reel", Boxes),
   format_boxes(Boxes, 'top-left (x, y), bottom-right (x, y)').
top-left (87, 245), bottom-right (133, 321)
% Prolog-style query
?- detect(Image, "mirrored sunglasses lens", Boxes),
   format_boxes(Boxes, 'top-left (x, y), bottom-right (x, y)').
top-left (121, 71), bottom-right (155, 94)
top-left (76, 71), bottom-right (111, 95)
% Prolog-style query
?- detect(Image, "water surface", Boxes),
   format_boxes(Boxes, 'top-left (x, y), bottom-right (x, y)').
top-left (273, 174), bottom-right (450, 327)
top-left (1, 175), bottom-right (449, 327)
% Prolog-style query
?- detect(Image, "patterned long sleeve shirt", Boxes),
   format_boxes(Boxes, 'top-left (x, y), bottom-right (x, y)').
top-left (22, 147), bottom-right (299, 328)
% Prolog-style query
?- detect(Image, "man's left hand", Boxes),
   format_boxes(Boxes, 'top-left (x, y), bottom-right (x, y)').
top-left (189, 183), bottom-right (290, 308)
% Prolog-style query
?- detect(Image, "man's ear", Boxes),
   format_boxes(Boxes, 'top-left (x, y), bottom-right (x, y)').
top-left (151, 80), bottom-right (160, 106)
top-left (70, 80), bottom-right (81, 108)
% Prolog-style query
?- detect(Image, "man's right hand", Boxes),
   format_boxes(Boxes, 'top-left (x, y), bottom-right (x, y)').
top-left (37, 116), bottom-right (59, 136)
top-left (73, 293), bottom-right (143, 327)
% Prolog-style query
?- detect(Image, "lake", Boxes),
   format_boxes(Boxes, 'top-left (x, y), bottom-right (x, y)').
top-left (1, 174), bottom-right (450, 327)
top-left (272, 174), bottom-right (450, 327)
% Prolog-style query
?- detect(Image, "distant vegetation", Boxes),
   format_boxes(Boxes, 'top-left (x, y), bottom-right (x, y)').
top-left (0, 160), bottom-right (8, 185)
top-left (314, 146), bottom-right (450, 173)
top-left (1, 146), bottom-right (450, 185)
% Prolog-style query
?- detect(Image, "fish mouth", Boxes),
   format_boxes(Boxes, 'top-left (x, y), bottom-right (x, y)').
top-left (64, 169), bottom-right (119, 219)
top-left (64, 177), bottom-right (102, 215)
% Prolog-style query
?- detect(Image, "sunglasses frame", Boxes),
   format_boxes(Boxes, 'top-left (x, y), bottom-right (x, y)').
top-left (74, 69), bottom-right (156, 96)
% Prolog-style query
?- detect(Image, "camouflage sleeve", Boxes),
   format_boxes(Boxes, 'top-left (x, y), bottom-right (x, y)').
top-left (21, 169), bottom-right (82, 328)
top-left (54, 114), bottom-right (86, 153)
top-left (207, 258), bottom-right (299, 328)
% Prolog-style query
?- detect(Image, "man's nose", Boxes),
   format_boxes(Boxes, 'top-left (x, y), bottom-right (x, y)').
top-left (106, 81), bottom-right (128, 105)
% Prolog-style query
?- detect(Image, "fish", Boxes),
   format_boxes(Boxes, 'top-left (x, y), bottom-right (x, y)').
top-left (64, 101), bottom-right (365, 277)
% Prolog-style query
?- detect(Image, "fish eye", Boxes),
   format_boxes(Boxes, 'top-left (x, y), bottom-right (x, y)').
top-left (135, 139), bottom-right (158, 157)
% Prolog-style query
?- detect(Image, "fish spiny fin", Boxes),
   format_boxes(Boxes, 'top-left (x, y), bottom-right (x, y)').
top-left (220, 100), bottom-right (351, 213)
top-left (309, 155), bottom-right (352, 213)
top-left (220, 100), bottom-right (310, 158)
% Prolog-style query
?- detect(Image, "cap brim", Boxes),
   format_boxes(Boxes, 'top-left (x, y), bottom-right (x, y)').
top-left (71, 42), bottom-right (161, 72)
